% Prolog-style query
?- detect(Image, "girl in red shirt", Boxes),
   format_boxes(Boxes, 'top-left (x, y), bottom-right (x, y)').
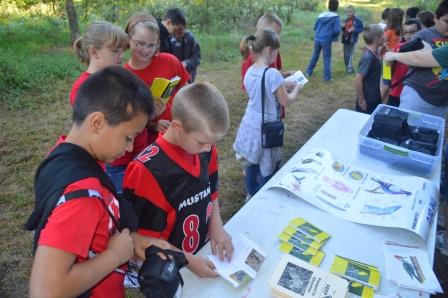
top-left (124, 13), bottom-right (190, 145)
top-left (70, 21), bottom-right (128, 106)
top-left (384, 8), bottom-right (403, 50)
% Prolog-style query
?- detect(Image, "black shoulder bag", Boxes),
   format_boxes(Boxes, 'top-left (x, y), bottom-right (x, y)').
top-left (261, 68), bottom-right (284, 148)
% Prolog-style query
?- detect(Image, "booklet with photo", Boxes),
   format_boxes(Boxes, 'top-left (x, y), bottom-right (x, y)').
top-left (207, 233), bottom-right (266, 288)
top-left (150, 76), bottom-right (181, 104)
top-left (285, 70), bottom-right (309, 86)
top-left (281, 226), bottom-right (325, 250)
top-left (330, 255), bottom-right (380, 290)
top-left (270, 254), bottom-right (349, 298)
top-left (383, 241), bottom-right (442, 294)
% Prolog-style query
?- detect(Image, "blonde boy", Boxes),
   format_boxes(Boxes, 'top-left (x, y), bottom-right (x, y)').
top-left (123, 82), bottom-right (233, 278)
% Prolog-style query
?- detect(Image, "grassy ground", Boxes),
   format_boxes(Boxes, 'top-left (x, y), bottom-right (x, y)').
top-left (1, 4), bottom-right (447, 297)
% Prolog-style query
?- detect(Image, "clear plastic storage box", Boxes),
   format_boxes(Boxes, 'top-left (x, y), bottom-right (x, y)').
top-left (359, 104), bottom-right (445, 177)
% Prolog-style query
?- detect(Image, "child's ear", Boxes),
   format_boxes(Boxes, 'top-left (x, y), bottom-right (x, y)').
top-left (170, 119), bottom-right (182, 133)
top-left (89, 47), bottom-right (99, 60)
top-left (88, 112), bottom-right (107, 133)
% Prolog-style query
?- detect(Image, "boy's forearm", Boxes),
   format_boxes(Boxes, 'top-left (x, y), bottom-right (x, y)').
top-left (354, 75), bottom-right (365, 102)
top-left (30, 246), bottom-right (121, 298)
top-left (210, 199), bottom-right (223, 226)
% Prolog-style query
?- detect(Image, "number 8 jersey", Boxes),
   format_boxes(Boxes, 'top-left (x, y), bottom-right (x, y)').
top-left (123, 135), bottom-right (219, 254)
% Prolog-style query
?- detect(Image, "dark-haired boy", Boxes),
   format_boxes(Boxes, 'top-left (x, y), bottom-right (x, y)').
top-left (123, 82), bottom-right (233, 279)
top-left (163, 7), bottom-right (201, 82)
top-left (355, 24), bottom-right (384, 114)
top-left (27, 66), bottom-right (167, 297)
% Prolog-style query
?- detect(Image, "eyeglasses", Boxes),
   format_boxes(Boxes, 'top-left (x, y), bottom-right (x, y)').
top-left (131, 39), bottom-right (158, 49)
top-left (403, 30), bottom-right (418, 35)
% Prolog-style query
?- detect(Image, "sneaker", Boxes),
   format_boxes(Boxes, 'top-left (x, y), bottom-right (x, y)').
top-left (436, 231), bottom-right (448, 256)
top-left (346, 69), bottom-right (354, 74)
top-left (124, 269), bottom-right (140, 288)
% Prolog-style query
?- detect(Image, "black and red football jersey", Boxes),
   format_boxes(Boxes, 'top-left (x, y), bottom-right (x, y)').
top-left (123, 136), bottom-right (219, 254)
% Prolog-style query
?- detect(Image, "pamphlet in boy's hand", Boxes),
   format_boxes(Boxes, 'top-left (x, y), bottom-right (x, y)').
top-left (285, 70), bottom-right (308, 86)
top-left (208, 233), bottom-right (266, 288)
top-left (150, 76), bottom-right (181, 104)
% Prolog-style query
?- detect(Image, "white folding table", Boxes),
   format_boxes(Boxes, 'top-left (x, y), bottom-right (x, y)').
top-left (181, 109), bottom-right (440, 298)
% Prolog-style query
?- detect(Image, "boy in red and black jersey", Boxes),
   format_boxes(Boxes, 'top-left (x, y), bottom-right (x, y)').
top-left (27, 66), bottom-right (169, 297)
top-left (123, 82), bottom-right (233, 278)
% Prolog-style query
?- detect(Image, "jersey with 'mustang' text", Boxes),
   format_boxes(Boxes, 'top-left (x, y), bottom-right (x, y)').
top-left (123, 136), bottom-right (219, 254)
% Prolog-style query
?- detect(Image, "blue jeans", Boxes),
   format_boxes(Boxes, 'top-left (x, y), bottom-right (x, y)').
top-left (106, 164), bottom-right (127, 194)
top-left (306, 40), bottom-right (332, 81)
top-left (244, 163), bottom-right (280, 196)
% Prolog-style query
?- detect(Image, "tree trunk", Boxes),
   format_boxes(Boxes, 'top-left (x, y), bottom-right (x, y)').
top-left (66, 0), bottom-right (80, 45)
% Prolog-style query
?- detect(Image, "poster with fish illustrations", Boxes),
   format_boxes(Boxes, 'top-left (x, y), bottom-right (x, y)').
top-left (271, 149), bottom-right (438, 242)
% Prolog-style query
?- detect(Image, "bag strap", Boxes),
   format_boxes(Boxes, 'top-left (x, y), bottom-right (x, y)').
top-left (57, 189), bottom-right (120, 231)
top-left (261, 67), bottom-right (269, 125)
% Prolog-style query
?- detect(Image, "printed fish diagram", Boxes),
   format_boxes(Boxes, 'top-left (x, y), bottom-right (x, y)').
top-left (271, 149), bottom-right (438, 242)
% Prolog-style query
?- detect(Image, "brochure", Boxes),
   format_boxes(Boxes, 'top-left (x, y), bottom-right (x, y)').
top-left (208, 233), bottom-right (266, 288)
top-left (270, 254), bottom-right (349, 298)
top-left (383, 241), bottom-right (442, 294)
top-left (285, 70), bottom-right (309, 86)
top-left (330, 255), bottom-right (380, 290)
top-left (271, 149), bottom-right (438, 242)
top-left (150, 76), bottom-right (181, 104)
top-left (279, 242), bottom-right (325, 267)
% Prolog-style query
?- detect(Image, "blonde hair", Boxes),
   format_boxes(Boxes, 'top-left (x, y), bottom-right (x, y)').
top-left (171, 83), bottom-right (230, 136)
top-left (125, 12), bottom-right (159, 38)
top-left (240, 28), bottom-right (280, 58)
top-left (73, 21), bottom-right (127, 65)
top-left (256, 12), bottom-right (283, 31)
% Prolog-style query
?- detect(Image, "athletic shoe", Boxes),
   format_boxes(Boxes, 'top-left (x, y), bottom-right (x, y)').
top-left (123, 269), bottom-right (140, 288)
top-left (436, 231), bottom-right (448, 256)
top-left (245, 193), bottom-right (252, 203)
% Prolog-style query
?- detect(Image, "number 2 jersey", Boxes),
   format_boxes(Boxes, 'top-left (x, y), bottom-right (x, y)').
top-left (122, 135), bottom-right (219, 254)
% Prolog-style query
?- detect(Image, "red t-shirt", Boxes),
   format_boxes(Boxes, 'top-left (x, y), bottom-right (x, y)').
top-left (384, 29), bottom-right (400, 50)
top-left (390, 43), bottom-right (409, 98)
top-left (39, 144), bottom-right (124, 297)
top-left (124, 53), bottom-right (190, 145)
top-left (241, 52), bottom-right (282, 90)
top-left (70, 72), bottom-right (90, 106)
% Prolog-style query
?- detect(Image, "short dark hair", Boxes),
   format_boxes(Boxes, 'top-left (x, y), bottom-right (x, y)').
top-left (404, 18), bottom-right (422, 31)
top-left (363, 24), bottom-right (383, 45)
top-left (164, 8), bottom-right (187, 26)
top-left (73, 66), bottom-right (154, 126)
top-left (381, 8), bottom-right (391, 20)
top-left (328, 0), bottom-right (339, 12)
top-left (405, 7), bottom-right (420, 19)
top-left (436, 0), bottom-right (448, 19)
top-left (417, 11), bottom-right (435, 27)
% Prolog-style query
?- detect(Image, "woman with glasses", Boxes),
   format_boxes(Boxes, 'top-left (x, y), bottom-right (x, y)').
top-left (124, 13), bottom-right (190, 144)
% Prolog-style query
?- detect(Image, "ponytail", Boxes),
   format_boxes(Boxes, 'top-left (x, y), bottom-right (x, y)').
top-left (240, 35), bottom-right (256, 58)
top-left (72, 21), bottom-right (127, 66)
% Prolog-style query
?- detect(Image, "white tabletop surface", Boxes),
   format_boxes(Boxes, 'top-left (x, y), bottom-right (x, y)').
top-left (180, 109), bottom-right (440, 298)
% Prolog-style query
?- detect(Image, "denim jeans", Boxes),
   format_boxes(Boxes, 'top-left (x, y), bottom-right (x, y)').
top-left (105, 164), bottom-right (127, 194)
top-left (306, 40), bottom-right (332, 81)
top-left (343, 43), bottom-right (356, 72)
top-left (244, 163), bottom-right (280, 196)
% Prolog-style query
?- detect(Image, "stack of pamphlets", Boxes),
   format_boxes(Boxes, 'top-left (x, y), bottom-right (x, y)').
top-left (330, 255), bottom-right (380, 298)
top-left (270, 254), bottom-right (349, 298)
top-left (207, 233), bottom-right (266, 288)
top-left (277, 217), bottom-right (330, 266)
top-left (383, 241), bottom-right (442, 294)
